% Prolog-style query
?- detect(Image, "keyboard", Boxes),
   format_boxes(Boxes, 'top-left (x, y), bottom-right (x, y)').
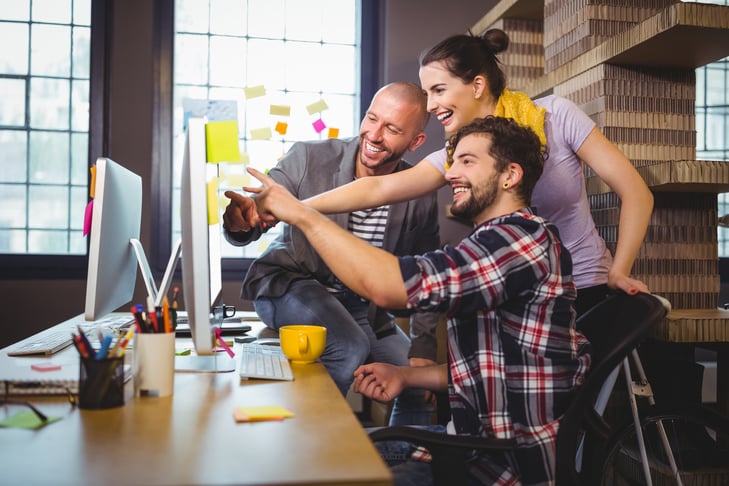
top-left (238, 343), bottom-right (294, 381)
top-left (7, 330), bottom-right (74, 356)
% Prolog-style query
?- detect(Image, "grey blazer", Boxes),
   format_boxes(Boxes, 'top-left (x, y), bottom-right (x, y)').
top-left (226, 137), bottom-right (442, 360)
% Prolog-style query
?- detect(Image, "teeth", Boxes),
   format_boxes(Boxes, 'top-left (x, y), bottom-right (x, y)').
top-left (453, 186), bottom-right (468, 194)
top-left (366, 142), bottom-right (384, 153)
top-left (437, 111), bottom-right (452, 122)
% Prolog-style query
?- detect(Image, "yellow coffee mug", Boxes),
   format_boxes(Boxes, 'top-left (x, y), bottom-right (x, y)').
top-left (279, 325), bottom-right (327, 364)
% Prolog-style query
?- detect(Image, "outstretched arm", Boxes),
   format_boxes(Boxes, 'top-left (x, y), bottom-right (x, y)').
top-left (578, 127), bottom-right (653, 294)
top-left (247, 167), bottom-right (410, 309)
top-left (303, 158), bottom-right (447, 214)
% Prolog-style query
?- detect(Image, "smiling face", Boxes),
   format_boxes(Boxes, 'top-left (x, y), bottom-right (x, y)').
top-left (357, 88), bottom-right (426, 177)
top-left (446, 133), bottom-right (504, 225)
top-left (419, 61), bottom-right (490, 138)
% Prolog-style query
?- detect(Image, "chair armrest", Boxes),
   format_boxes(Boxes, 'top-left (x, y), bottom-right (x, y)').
top-left (369, 425), bottom-right (517, 451)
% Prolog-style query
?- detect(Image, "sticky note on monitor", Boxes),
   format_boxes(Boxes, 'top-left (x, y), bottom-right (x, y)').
top-left (205, 120), bottom-right (241, 163)
top-left (206, 178), bottom-right (220, 225)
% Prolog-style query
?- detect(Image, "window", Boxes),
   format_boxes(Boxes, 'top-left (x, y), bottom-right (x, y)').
top-left (0, 0), bottom-right (91, 258)
top-left (172, 0), bottom-right (363, 263)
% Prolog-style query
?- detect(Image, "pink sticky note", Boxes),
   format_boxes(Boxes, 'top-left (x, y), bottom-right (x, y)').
top-left (83, 200), bottom-right (94, 236)
top-left (312, 118), bottom-right (326, 133)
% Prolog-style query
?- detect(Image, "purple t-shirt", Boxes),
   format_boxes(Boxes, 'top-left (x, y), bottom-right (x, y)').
top-left (425, 95), bottom-right (612, 289)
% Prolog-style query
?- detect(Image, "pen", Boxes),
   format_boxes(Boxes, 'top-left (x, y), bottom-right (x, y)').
top-left (76, 326), bottom-right (95, 359)
top-left (147, 295), bottom-right (159, 333)
top-left (171, 287), bottom-right (179, 331)
top-left (72, 333), bottom-right (90, 359)
top-left (117, 327), bottom-right (135, 357)
top-left (96, 334), bottom-right (113, 359)
top-left (162, 297), bottom-right (171, 333)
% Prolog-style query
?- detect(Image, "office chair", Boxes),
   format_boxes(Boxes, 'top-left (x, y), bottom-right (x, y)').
top-left (369, 291), bottom-right (669, 486)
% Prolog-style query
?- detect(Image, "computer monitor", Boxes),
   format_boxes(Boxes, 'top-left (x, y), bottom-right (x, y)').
top-left (178, 117), bottom-right (234, 371)
top-left (84, 157), bottom-right (143, 320)
top-left (83, 157), bottom-right (180, 324)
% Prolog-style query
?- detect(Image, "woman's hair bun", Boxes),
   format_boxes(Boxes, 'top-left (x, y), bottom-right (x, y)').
top-left (481, 28), bottom-right (509, 55)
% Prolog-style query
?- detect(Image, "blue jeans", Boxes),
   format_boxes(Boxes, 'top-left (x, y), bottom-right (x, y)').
top-left (371, 425), bottom-right (446, 486)
top-left (253, 279), bottom-right (434, 426)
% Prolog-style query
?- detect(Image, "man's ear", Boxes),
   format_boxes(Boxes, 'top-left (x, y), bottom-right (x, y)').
top-left (408, 132), bottom-right (427, 152)
top-left (504, 163), bottom-right (524, 187)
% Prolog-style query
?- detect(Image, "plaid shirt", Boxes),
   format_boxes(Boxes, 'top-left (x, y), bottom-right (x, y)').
top-left (399, 209), bottom-right (591, 485)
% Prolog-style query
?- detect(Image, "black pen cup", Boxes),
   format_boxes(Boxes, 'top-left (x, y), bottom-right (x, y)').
top-left (78, 356), bottom-right (125, 409)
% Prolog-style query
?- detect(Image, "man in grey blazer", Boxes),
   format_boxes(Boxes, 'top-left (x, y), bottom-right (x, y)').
top-left (223, 82), bottom-right (440, 425)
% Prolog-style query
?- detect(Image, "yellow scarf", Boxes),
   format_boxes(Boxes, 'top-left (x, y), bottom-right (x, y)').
top-left (493, 88), bottom-right (547, 149)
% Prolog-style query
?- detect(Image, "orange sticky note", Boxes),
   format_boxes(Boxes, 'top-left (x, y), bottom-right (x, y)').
top-left (205, 120), bottom-right (241, 163)
top-left (327, 127), bottom-right (339, 139)
top-left (274, 121), bottom-right (288, 135)
top-left (233, 405), bottom-right (295, 423)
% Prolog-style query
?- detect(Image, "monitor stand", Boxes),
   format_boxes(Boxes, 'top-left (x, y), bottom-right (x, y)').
top-left (175, 355), bottom-right (236, 373)
top-left (130, 238), bottom-right (182, 307)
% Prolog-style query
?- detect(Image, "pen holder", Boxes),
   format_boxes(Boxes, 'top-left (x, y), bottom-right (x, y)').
top-left (133, 332), bottom-right (175, 398)
top-left (78, 356), bottom-right (126, 409)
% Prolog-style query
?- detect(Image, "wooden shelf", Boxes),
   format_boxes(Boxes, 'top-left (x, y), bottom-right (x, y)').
top-left (654, 307), bottom-right (729, 343)
top-left (473, 2), bottom-right (729, 99)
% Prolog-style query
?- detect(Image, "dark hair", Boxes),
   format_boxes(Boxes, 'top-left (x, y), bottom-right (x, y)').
top-left (446, 116), bottom-right (545, 204)
top-left (419, 29), bottom-right (509, 99)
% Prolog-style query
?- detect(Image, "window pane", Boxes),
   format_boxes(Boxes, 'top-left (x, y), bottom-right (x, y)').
top-left (322, 0), bottom-right (356, 44)
top-left (0, 185), bottom-right (27, 228)
top-left (29, 131), bottom-right (70, 184)
top-left (31, 24), bottom-right (71, 77)
top-left (32, 0), bottom-right (71, 24)
top-left (70, 185), bottom-right (86, 230)
top-left (73, 26), bottom-right (91, 78)
top-left (247, 0), bottom-right (283, 38)
top-left (0, 78), bottom-right (26, 126)
top-left (175, 33), bottom-right (210, 84)
top-left (0, 22), bottom-right (29, 74)
top-left (210, 0), bottom-right (246, 35)
top-left (73, 0), bottom-right (91, 25)
top-left (285, 1), bottom-right (322, 42)
top-left (209, 35), bottom-right (247, 86)
top-left (72, 79), bottom-right (89, 130)
top-left (245, 38), bottom-right (285, 88)
top-left (0, 130), bottom-right (28, 183)
top-left (30, 77), bottom-right (70, 129)
top-left (0, 230), bottom-right (27, 253)
top-left (71, 132), bottom-right (88, 185)
top-left (0, 1), bottom-right (29, 21)
top-left (29, 229), bottom-right (71, 252)
top-left (29, 185), bottom-right (69, 230)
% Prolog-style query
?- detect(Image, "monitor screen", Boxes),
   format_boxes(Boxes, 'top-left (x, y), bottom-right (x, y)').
top-left (84, 157), bottom-right (143, 321)
top-left (179, 117), bottom-right (224, 358)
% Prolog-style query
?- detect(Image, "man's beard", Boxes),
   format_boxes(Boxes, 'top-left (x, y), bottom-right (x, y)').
top-left (359, 138), bottom-right (405, 170)
top-left (450, 173), bottom-right (500, 222)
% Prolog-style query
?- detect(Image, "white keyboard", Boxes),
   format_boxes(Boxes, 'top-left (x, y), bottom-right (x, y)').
top-left (238, 343), bottom-right (294, 381)
top-left (7, 330), bottom-right (74, 356)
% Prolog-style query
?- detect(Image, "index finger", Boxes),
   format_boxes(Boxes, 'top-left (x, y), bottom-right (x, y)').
top-left (246, 167), bottom-right (275, 188)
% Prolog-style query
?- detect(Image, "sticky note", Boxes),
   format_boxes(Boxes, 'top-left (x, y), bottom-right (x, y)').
top-left (0, 411), bottom-right (62, 430)
top-left (89, 164), bottom-right (96, 198)
top-left (250, 127), bottom-right (272, 140)
top-left (206, 178), bottom-right (220, 225)
top-left (306, 99), bottom-right (329, 115)
top-left (83, 200), bottom-right (93, 237)
top-left (327, 127), bottom-right (339, 139)
top-left (224, 173), bottom-right (250, 188)
top-left (233, 405), bottom-right (295, 423)
top-left (269, 104), bottom-right (291, 117)
top-left (244, 85), bottom-right (266, 99)
top-left (274, 121), bottom-right (288, 135)
top-left (312, 118), bottom-right (326, 133)
top-left (205, 120), bottom-right (241, 163)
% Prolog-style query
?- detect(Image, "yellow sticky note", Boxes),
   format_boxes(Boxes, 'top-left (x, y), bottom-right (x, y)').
top-left (224, 173), bottom-right (250, 188)
top-left (206, 178), bottom-right (220, 225)
top-left (205, 120), bottom-right (241, 163)
top-left (306, 99), bottom-right (329, 115)
top-left (327, 127), bottom-right (339, 139)
top-left (89, 164), bottom-right (97, 198)
top-left (250, 127), bottom-right (272, 140)
top-left (274, 121), bottom-right (288, 135)
top-left (244, 85), bottom-right (266, 99)
top-left (269, 104), bottom-right (291, 117)
top-left (239, 152), bottom-right (250, 165)
top-left (233, 405), bottom-right (295, 423)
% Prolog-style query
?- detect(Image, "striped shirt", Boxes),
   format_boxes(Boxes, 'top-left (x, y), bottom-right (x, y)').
top-left (399, 208), bottom-right (591, 485)
top-left (348, 206), bottom-right (389, 248)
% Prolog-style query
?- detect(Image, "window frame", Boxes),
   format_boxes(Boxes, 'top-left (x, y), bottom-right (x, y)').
top-left (0, 0), bottom-right (382, 282)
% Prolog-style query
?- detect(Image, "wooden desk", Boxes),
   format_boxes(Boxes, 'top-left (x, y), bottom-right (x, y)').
top-left (0, 338), bottom-right (392, 485)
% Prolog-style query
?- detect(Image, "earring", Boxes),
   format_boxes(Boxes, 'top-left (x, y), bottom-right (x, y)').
top-left (502, 182), bottom-right (509, 189)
